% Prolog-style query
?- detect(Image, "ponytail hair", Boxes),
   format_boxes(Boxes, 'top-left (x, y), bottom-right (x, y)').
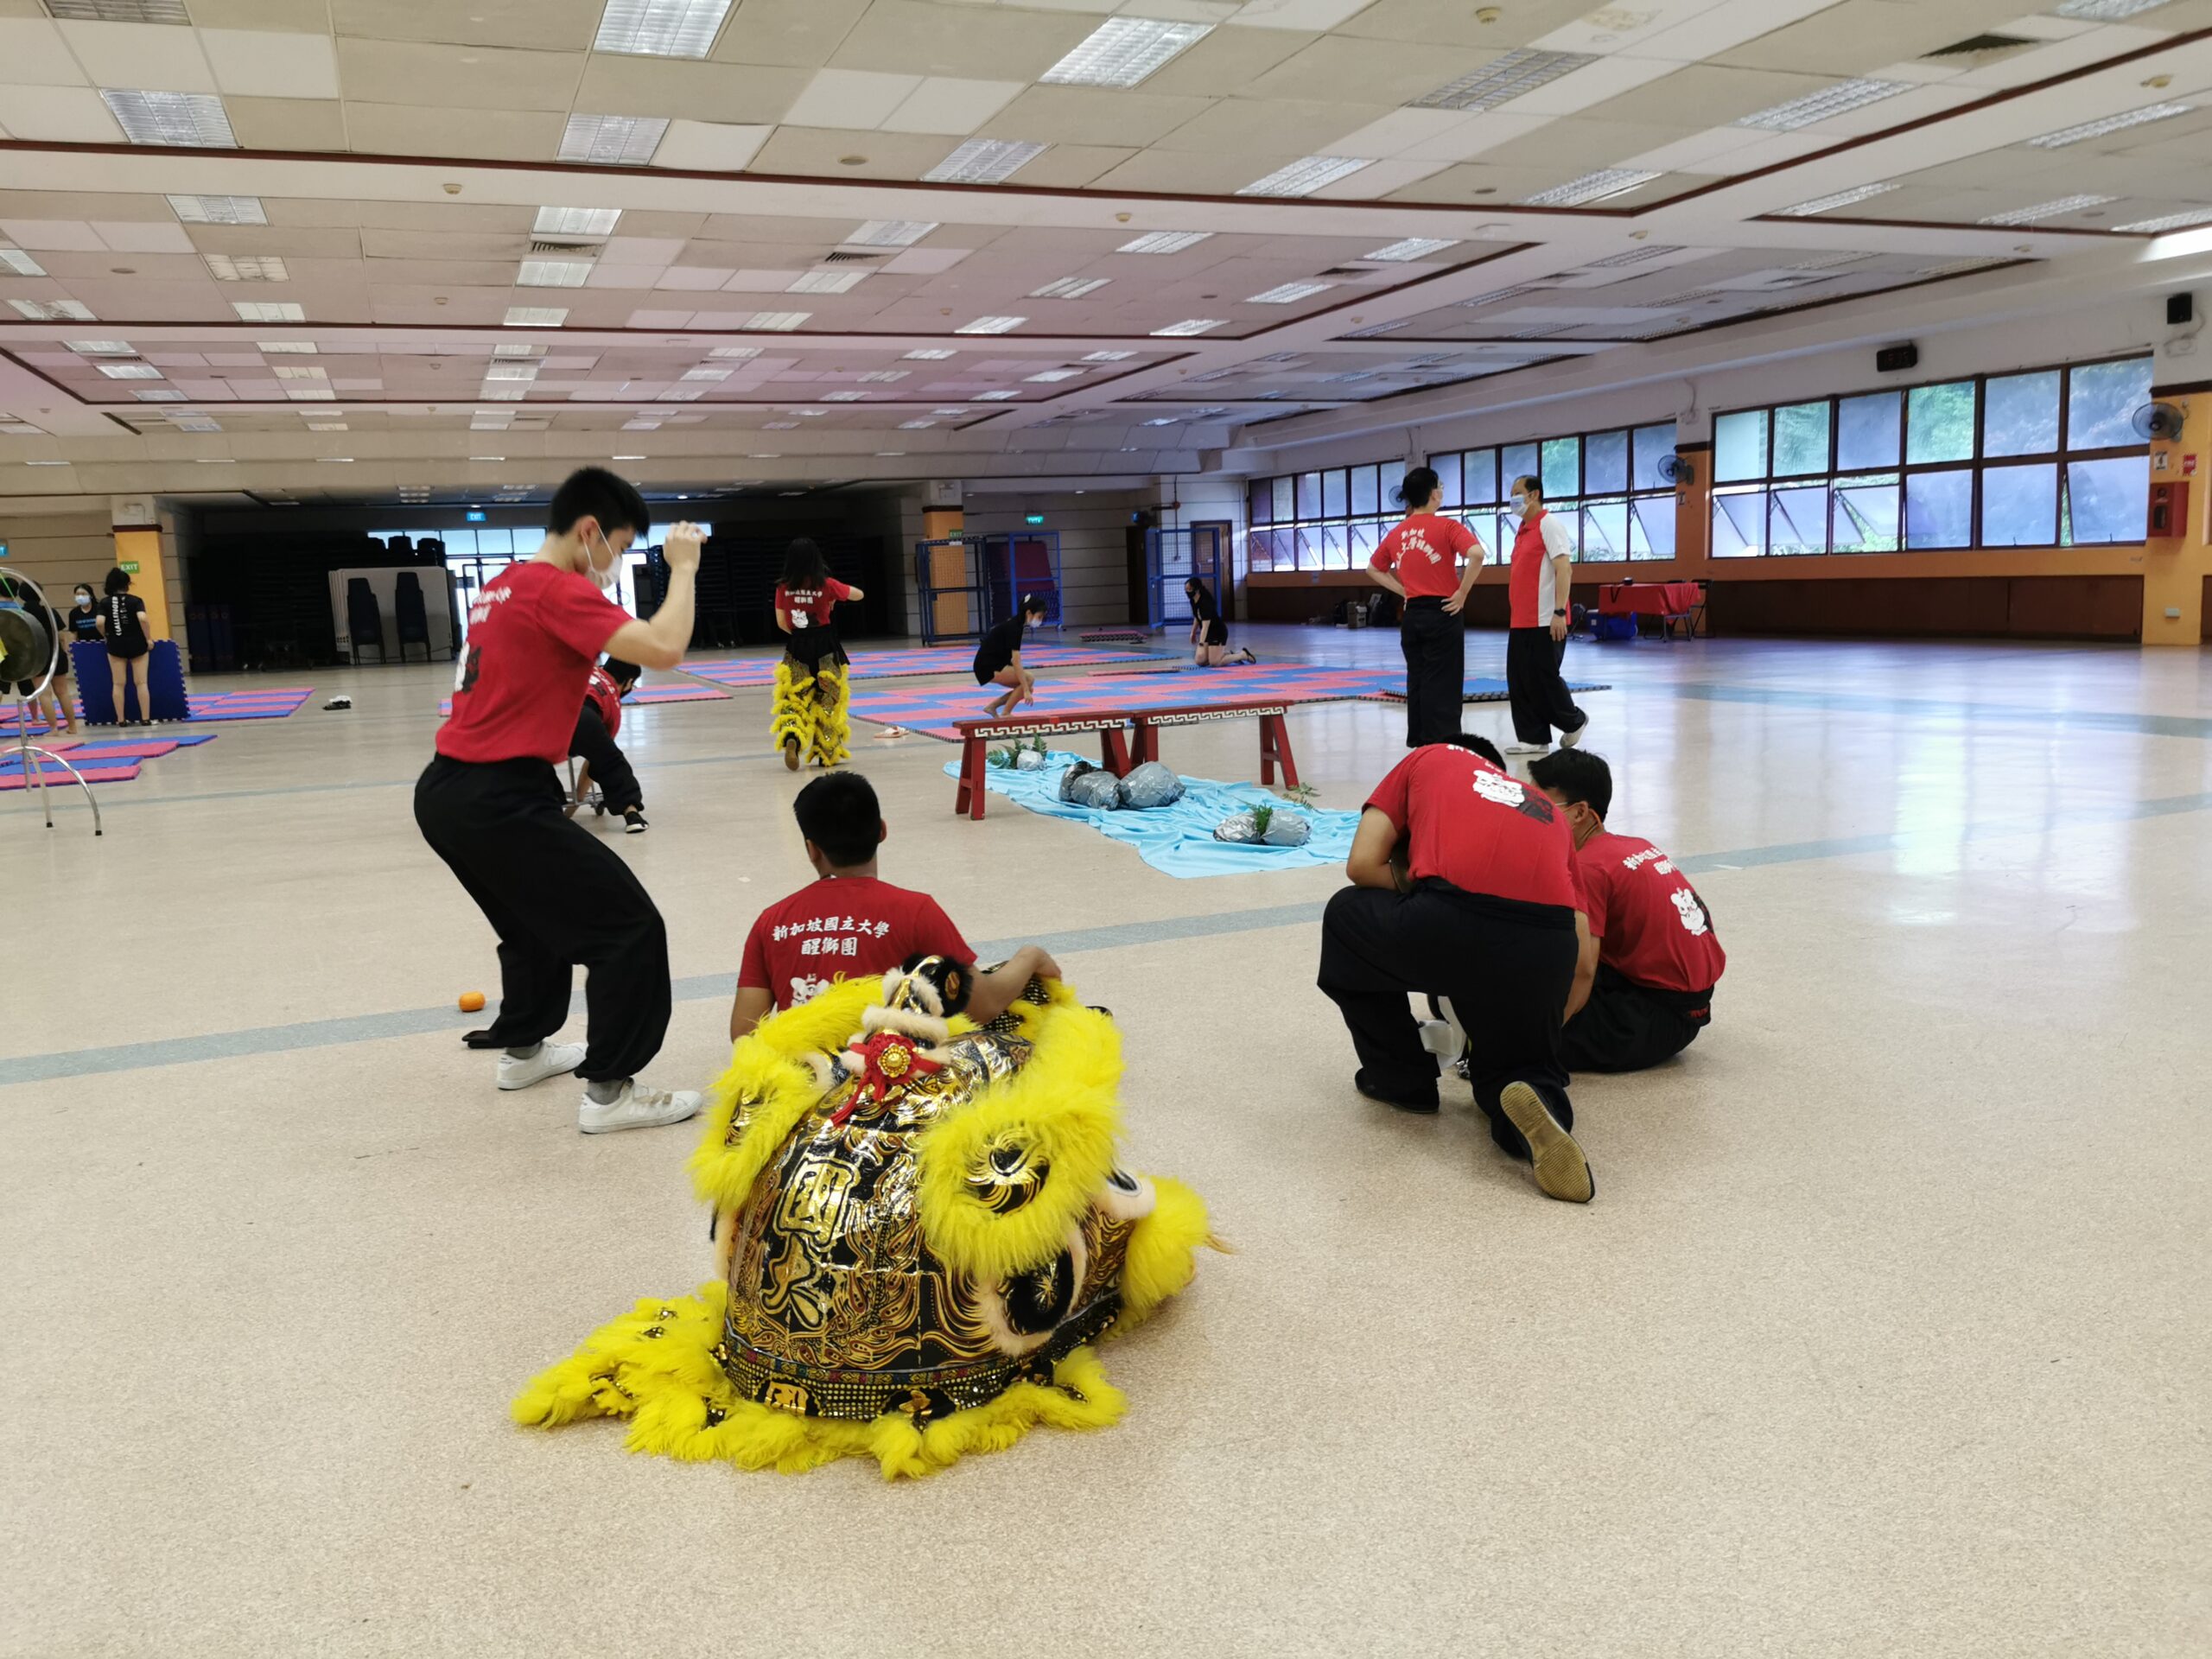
top-left (1394, 467), bottom-right (1440, 511)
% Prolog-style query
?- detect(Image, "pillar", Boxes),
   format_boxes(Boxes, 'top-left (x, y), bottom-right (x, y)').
top-left (2141, 382), bottom-right (2209, 645)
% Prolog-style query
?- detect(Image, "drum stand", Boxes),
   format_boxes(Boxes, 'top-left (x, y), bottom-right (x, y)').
top-left (6, 689), bottom-right (103, 836)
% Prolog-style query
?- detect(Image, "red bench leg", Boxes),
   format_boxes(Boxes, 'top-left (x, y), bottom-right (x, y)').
top-left (955, 735), bottom-right (987, 820)
top-left (1260, 713), bottom-right (1300, 788)
top-left (1101, 726), bottom-right (1131, 776)
top-left (1133, 720), bottom-right (1159, 766)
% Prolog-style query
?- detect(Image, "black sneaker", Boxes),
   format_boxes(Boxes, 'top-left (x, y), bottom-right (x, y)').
top-left (1355, 1069), bottom-right (1439, 1115)
top-left (623, 808), bottom-right (648, 835)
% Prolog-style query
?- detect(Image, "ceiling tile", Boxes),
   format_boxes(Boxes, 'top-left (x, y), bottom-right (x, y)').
top-left (747, 124), bottom-right (963, 180)
top-left (1151, 93), bottom-right (1389, 156)
top-left (336, 39), bottom-right (585, 111)
top-left (0, 85), bottom-right (124, 143)
top-left (0, 218), bottom-right (104, 251)
top-left (1141, 22), bottom-right (1313, 95)
top-left (573, 54), bottom-right (810, 126)
top-left (1577, 64), bottom-right (1834, 130)
top-left (830, 2), bottom-right (1098, 81)
top-left (1338, 0), bottom-right (1586, 48)
top-left (343, 103), bottom-right (567, 161)
top-left (0, 19), bottom-right (85, 86)
top-left (1713, 0), bottom-right (2031, 75)
top-left (224, 95), bottom-right (347, 150)
top-left (601, 236), bottom-right (685, 265)
top-left (200, 27), bottom-right (341, 99)
top-left (992, 141), bottom-right (1135, 188)
top-left (652, 119), bottom-right (773, 171)
top-left (982, 86), bottom-right (1217, 149)
top-left (92, 219), bottom-right (196, 252)
top-left (328, 0), bottom-right (603, 51)
top-left (584, 264), bottom-right (668, 288)
top-left (715, 0), bottom-right (873, 70)
top-left (881, 77), bottom-right (1027, 137)
top-left (1089, 146), bottom-right (1296, 194)
top-left (187, 0), bottom-right (338, 29)
top-left (784, 67), bottom-right (921, 129)
top-left (56, 21), bottom-right (218, 93)
top-left (1248, 34), bottom-right (1499, 106)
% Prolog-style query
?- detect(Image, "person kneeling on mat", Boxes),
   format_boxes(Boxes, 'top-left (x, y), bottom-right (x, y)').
top-left (1317, 733), bottom-right (1596, 1204)
top-left (974, 593), bottom-right (1048, 717)
top-left (1529, 749), bottom-right (1725, 1073)
top-left (728, 770), bottom-right (1061, 1040)
top-left (415, 467), bottom-right (706, 1135)
top-left (569, 656), bottom-right (646, 834)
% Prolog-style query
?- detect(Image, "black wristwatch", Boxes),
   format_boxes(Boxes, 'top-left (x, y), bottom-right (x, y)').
top-left (1552, 608), bottom-right (1567, 617)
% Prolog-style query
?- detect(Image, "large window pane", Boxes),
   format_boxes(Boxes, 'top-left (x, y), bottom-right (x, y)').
top-left (1297, 526), bottom-right (1324, 567)
top-left (2068, 358), bottom-right (2152, 450)
top-left (1322, 467), bottom-right (1348, 519)
top-left (1350, 464), bottom-right (1378, 518)
top-left (1245, 527), bottom-right (1280, 570)
top-left (1631, 422), bottom-right (1676, 491)
top-left (1271, 475), bottom-right (1293, 523)
top-left (1984, 371), bottom-right (2060, 457)
top-left (1463, 448), bottom-right (1499, 505)
top-left (1769, 483), bottom-right (1831, 555)
top-left (1320, 524), bottom-right (1349, 569)
top-left (1430, 450), bottom-right (1462, 509)
top-left (1248, 477), bottom-right (1273, 526)
top-left (1501, 442), bottom-right (1539, 494)
top-left (1714, 410), bottom-right (1768, 481)
top-left (1712, 490), bottom-right (1768, 556)
top-left (1832, 474), bottom-right (1900, 553)
top-left (1584, 429), bottom-right (1629, 495)
top-left (1541, 435), bottom-right (1580, 501)
top-left (1772, 402), bottom-right (1831, 477)
top-left (1295, 471), bottom-right (1322, 521)
top-left (1347, 520), bottom-right (1379, 562)
top-left (1581, 499), bottom-right (1628, 560)
top-left (1630, 494), bottom-right (1677, 560)
top-left (1906, 381), bottom-right (1975, 464)
top-left (1484, 512), bottom-right (1513, 565)
top-left (1904, 468), bottom-right (1973, 547)
top-left (1981, 461), bottom-right (2057, 546)
top-left (1836, 391), bottom-right (1901, 471)
top-left (2067, 456), bottom-right (2148, 543)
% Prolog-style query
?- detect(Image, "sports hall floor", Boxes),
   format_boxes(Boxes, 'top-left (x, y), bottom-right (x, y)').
top-left (3, 623), bottom-right (2206, 1658)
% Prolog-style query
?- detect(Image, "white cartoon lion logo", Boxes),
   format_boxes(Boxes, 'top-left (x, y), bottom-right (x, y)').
top-left (1671, 887), bottom-right (1709, 936)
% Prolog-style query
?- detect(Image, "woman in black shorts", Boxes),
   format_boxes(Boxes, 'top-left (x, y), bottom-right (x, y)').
top-left (3, 574), bottom-right (78, 734)
top-left (1184, 575), bottom-right (1253, 667)
top-left (96, 566), bottom-right (156, 726)
top-left (974, 593), bottom-right (1048, 718)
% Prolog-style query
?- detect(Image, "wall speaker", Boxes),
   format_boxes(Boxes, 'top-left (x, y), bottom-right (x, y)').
top-left (1876, 343), bottom-right (1919, 374)
top-left (2168, 292), bottom-right (2195, 327)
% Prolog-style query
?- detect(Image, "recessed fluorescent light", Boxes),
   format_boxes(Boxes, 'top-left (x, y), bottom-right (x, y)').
top-left (792, 408), bottom-right (827, 416)
top-left (855, 370), bottom-right (908, 382)
top-left (682, 366), bottom-right (731, 381)
top-left (533, 206), bottom-right (622, 237)
top-left (823, 391), bottom-right (867, 401)
top-left (505, 306), bottom-right (568, 326)
top-left (622, 419), bottom-right (662, 429)
top-left (845, 220), bottom-right (937, 248)
top-left (1152, 318), bottom-right (1224, 336)
top-left (12, 299), bottom-right (95, 321)
top-left (194, 456), bottom-right (233, 463)
top-left (1523, 168), bottom-right (1661, 207)
top-left (2027, 103), bottom-right (2190, 149)
top-left (788, 269), bottom-right (867, 294)
top-left (1415, 48), bottom-right (1597, 113)
top-left (2115, 207), bottom-right (2212, 232)
top-left (306, 422), bottom-right (346, 431)
top-left (101, 89), bottom-right (236, 147)
top-left (1042, 17), bottom-right (1211, 88)
top-left (1025, 369), bottom-right (1082, 381)
top-left (484, 362), bottom-right (539, 380)
top-left (232, 301), bottom-right (304, 321)
top-left (709, 346), bottom-right (762, 359)
top-left (168, 194), bottom-right (264, 225)
top-left (98, 362), bottom-right (162, 379)
top-left (762, 422), bottom-right (798, 429)
top-left (1029, 276), bottom-right (1111, 299)
top-left (594, 0), bottom-right (732, 57)
top-left (613, 454), bottom-right (646, 461)
top-left (1083, 349), bottom-right (1138, 361)
top-left (258, 340), bottom-right (315, 353)
top-left (272, 365), bottom-right (327, 379)
top-left (315, 455), bottom-right (353, 462)
top-left (0, 249), bottom-right (47, 276)
top-left (922, 138), bottom-right (1046, 185)
top-left (931, 407), bottom-right (969, 415)
top-left (741, 311), bottom-right (810, 331)
top-left (1364, 238), bottom-right (1458, 262)
top-left (1737, 79), bottom-right (1910, 131)
top-left (1979, 194), bottom-right (2116, 226)
top-left (203, 254), bottom-right (288, 282)
top-left (67, 340), bottom-right (136, 355)
top-left (469, 455), bottom-right (505, 462)
top-left (1246, 282), bottom-right (1333, 303)
top-left (898, 419), bottom-right (938, 429)
top-left (519, 258), bottom-right (593, 288)
top-left (1117, 231), bottom-right (1211, 254)
top-left (134, 389), bottom-right (185, 401)
top-left (2055, 0), bottom-right (2174, 17)
top-left (286, 387), bottom-right (336, 400)
top-left (559, 113), bottom-right (670, 166)
top-left (1775, 182), bottom-right (1899, 216)
top-left (957, 315), bottom-right (1026, 334)
top-left (1139, 416), bottom-right (1181, 427)
top-left (973, 391), bottom-right (1019, 400)
top-left (1238, 156), bottom-right (1370, 198)
top-left (50, 0), bottom-right (189, 17)
top-left (25, 458), bottom-right (72, 465)
top-left (903, 347), bottom-right (957, 359)
top-left (171, 416), bottom-right (219, 431)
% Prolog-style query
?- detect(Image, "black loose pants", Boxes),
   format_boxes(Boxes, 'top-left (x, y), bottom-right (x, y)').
top-left (1398, 596), bottom-right (1464, 748)
top-left (1562, 963), bottom-right (1712, 1074)
top-left (569, 702), bottom-right (642, 815)
top-left (414, 754), bottom-right (671, 1083)
top-left (1318, 880), bottom-right (1577, 1156)
top-left (1505, 626), bottom-right (1586, 746)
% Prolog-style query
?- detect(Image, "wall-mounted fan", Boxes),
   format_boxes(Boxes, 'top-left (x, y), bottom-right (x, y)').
top-left (2133, 401), bottom-right (2185, 442)
top-left (1657, 452), bottom-right (1695, 486)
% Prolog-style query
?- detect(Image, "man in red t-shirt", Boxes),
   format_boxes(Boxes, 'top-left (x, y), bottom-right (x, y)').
top-left (1366, 465), bottom-right (1484, 748)
top-left (728, 771), bottom-right (1059, 1039)
top-left (1318, 733), bottom-right (1597, 1204)
top-left (414, 467), bottom-right (707, 1135)
top-left (568, 657), bottom-right (644, 831)
top-left (1503, 475), bottom-right (1589, 756)
top-left (1530, 750), bottom-right (1724, 1073)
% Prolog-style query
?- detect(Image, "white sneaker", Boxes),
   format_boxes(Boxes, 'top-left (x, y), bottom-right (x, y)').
top-left (497, 1040), bottom-right (585, 1091)
top-left (1560, 721), bottom-right (1587, 750)
top-left (1505, 741), bottom-right (1549, 756)
top-left (577, 1082), bottom-right (705, 1135)
top-left (1417, 995), bottom-right (1471, 1074)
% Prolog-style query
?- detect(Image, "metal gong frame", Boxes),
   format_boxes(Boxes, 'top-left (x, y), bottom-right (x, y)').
top-left (0, 569), bottom-right (102, 836)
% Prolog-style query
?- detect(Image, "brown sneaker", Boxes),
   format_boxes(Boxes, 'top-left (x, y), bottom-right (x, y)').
top-left (1499, 1081), bottom-right (1593, 1203)
top-left (783, 736), bottom-right (800, 772)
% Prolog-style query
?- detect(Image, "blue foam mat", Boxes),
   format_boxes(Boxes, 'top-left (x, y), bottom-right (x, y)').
top-left (942, 749), bottom-right (1358, 879)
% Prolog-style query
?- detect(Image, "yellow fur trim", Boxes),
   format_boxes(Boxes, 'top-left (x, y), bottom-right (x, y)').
top-left (512, 1281), bottom-right (1126, 1480)
top-left (771, 660), bottom-right (814, 752)
top-left (912, 995), bottom-right (1122, 1283)
top-left (810, 664), bottom-right (850, 766)
top-left (1116, 1174), bottom-right (1211, 1331)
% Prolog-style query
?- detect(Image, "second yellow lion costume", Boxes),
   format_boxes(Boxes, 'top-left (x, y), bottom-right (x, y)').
top-left (773, 659), bottom-right (850, 769)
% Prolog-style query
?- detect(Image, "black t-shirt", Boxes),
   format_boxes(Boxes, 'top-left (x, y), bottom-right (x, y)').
top-left (973, 616), bottom-right (1027, 677)
top-left (68, 603), bottom-right (100, 640)
top-left (1187, 584), bottom-right (1219, 621)
top-left (104, 593), bottom-right (148, 655)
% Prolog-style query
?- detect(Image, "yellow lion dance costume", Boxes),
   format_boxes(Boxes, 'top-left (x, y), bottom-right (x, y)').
top-left (513, 960), bottom-right (1211, 1478)
top-left (772, 659), bottom-right (850, 769)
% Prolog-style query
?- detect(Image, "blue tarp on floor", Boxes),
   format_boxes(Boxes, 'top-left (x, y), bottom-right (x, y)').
top-left (942, 749), bottom-right (1358, 879)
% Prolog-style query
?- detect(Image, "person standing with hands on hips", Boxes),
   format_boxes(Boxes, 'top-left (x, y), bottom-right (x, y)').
top-left (1503, 475), bottom-right (1589, 757)
top-left (414, 467), bottom-right (706, 1135)
top-left (1367, 466), bottom-right (1483, 748)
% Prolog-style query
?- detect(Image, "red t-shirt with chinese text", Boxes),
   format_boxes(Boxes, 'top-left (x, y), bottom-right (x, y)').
top-left (774, 578), bottom-right (854, 632)
top-left (1572, 830), bottom-right (1726, 995)
top-left (738, 875), bottom-right (973, 1011)
top-left (1370, 513), bottom-right (1480, 600)
top-left (438, 560), bottom-right (632, 766)
top-left (1364, 744), bottom-right (1576, 911)
top-left (583, 664), bottom-right (623, 739)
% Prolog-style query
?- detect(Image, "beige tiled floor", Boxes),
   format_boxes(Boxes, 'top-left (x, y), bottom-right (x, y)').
top-left (2, 626), bottom-right (2207, 1657)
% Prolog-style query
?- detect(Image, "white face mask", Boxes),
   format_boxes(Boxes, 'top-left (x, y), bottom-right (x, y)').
top-left (1512, 494), bottom-right (1532, 514)
top-left (76, 593), bottom-right (93, 607)
top-left (584, 527), bottom-right (620, 591)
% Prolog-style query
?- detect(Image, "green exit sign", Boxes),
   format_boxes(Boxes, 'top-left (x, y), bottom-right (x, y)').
top-left (120, 560), bottom-right (141, 574)
top-left (1024, 513), bottom-right (1045, 525)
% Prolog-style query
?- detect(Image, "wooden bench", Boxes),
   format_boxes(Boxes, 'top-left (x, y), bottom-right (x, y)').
top-left (951, 698), bottom-right (1302, 820)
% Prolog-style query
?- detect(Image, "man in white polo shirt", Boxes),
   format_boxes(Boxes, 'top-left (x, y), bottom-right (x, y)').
top-left (1503, 474), bottom-right (1589, 757)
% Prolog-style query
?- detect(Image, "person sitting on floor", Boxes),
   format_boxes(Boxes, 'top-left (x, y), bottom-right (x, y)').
top-left (569, 656), bottom-right (646, 834)
top-left (974, 593), bottom-right (1049, 718)
top-left (728, 770), bottom-right (1061, 1040)
top-left (1184, 576), bottom-right (1254, 667)
top-left (1317, 732), bottom-right (1596, 1204)
top-left (1529, 749), bottom-right (1724, 1073)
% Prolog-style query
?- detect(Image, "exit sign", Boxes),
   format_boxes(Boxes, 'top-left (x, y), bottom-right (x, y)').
top-left (0, 543), bottom-right (10, 558)
top-left (466, 510), bottom-right (486, 522)
top-left (119, 560), bottom-right (140, 574)
top-left (1024, 513), bottom-right (1045, 525)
